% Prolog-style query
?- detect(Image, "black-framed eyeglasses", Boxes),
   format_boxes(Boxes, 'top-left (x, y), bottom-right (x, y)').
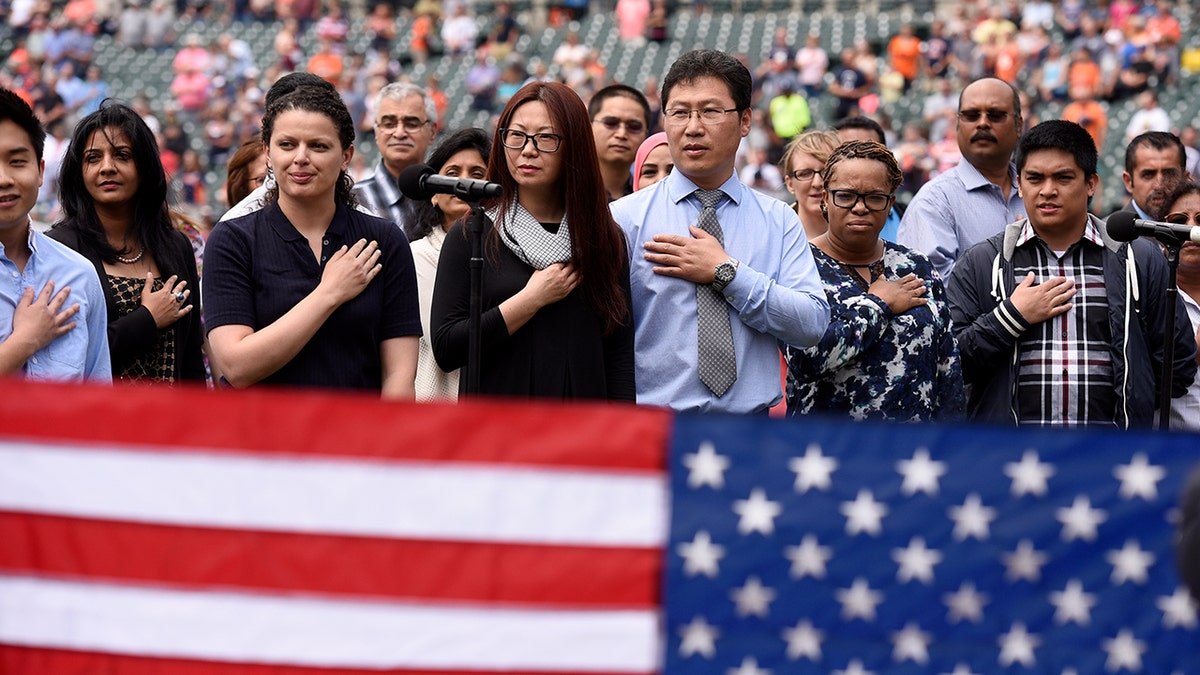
top-left (593, 116), bottom-right (646, 134)
top-left (377, 116), bottom-right (431, 132)
top-left (957, 109), bottom-right (1012, 124)
top-left (1164, 211), bottom-right (1200, 225)
top-left (499, 128), bottom-right (563, 153)
top-left (826, 189), bottom-right (893, 212)
top-left (789, 168), bottom-right (819, 182)
top-left (662, 107), bottom-right (740, 125)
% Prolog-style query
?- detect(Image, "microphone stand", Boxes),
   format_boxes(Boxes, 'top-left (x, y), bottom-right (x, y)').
top-left (465, 201), bottom-right (486, 395)
top-left (1158, 240), bottom-right (1182, 430)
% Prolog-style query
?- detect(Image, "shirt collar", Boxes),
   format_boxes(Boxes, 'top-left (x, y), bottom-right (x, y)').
top-left (664, 169), bottom-right (745, 206)
top-left (1016, 217), bottom-right (1105, 248)
top-left (265, 201), bottom-right (352, 242)
top-left (1130, 200), bottom-right (1152, 220)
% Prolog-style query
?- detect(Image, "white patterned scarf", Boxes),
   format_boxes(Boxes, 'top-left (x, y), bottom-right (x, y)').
top-left (491, 199), bottom-right (571, 269)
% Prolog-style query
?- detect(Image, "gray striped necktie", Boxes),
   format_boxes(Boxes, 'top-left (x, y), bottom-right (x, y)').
top-left (693, 189), bottom-right (737, 396)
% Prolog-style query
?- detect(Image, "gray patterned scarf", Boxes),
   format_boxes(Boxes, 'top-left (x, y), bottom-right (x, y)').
top-left (491, 199), bottom-right (571, 269)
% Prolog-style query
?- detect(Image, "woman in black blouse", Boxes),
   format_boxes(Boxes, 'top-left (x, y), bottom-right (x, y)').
top-left (431, 81), bottom-right (635, 400)
top-left (50, 102), bottom-right (204, 383)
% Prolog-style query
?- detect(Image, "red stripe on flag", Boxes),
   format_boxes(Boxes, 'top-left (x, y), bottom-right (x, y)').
top-left (0, 645), bottom-right (653, 675)
top-left (0, 512), bottom-right (659, 607)
top-left (0, 381), bottom-right (670, 471)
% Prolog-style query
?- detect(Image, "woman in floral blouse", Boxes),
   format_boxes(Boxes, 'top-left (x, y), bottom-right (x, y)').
top-left (784, 140), bottom-right (963, 421)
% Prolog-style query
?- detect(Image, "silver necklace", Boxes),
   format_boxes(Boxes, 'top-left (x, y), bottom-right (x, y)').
top-left (116, 247), bottom-right (145, 264)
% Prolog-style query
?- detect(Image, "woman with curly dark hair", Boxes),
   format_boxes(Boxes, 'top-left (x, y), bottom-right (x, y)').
top-left (202, 86), bottom-right (420, 397)
top-left (49, 101), bottom-right (205, 383)
top-left (430, 81), bottom-right (635, 400)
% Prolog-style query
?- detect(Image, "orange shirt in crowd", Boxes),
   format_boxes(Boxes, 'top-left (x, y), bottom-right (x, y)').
top-left (307, 52), bottom-right (343, 86)
top-left (887, 34), bottom-right (922, 81)
top-left (1068, 60), bottom-right (1102, 92)
top-left (1062, 99), bottom-right (1108, 149)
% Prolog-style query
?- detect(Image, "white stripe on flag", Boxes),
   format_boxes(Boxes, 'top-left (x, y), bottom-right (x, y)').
top-left (0, 441), bottom-right (667, 547)
top-left (0, 575), bottom-right (659, 672)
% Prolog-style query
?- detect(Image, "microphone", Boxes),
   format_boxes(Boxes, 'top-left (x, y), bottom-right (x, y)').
top-left (1107, 210), bottom-right (1200, 245)
top-left (397, 164), bottom-right (502, 201)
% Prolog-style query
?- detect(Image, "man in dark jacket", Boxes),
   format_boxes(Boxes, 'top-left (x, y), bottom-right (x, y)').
top-left (946, 120), bottom-right (1196, 427)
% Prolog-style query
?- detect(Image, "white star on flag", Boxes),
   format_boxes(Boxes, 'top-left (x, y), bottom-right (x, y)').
top-left (948, 493), bottom-right (995, 541)
top-left (1106, 539), bottom-right (1155, 585)
top-left (1004, 449), bottom-right (1056, 497)
top-left (998, 622), bottom-right (1040, 667)
top-left (789, 443), bottom-right (837, 493)
top-left (890, 622), bottom-right (931, 664)
top-left (832, 659), bottom-right (875, 675)
top-left (730, 575), bottom-right (776, 618)
top-left (782, 620), bottom-right (823, 661)
top-left (1157, 587), bottom-right (1199, 629)
top-left (1056, 495), bottom-right (1107, 542)
top-left (892, 536), bottom-right (943, 584)
top-left (896, 447), bottom-right (946, 496)
top-left (941, 664), bottom-right (980, 675)
top-left (1003, 539), bottom-right (1049, 582)
top-left (678, 530), bottom-right (725, 578)
top-left (784, 534), bottom-right (832, 579)
top-left (1102, 629), bottom-right (1145, 672)
top-left (944, 581), bottom-right (989, 624)
top-left (1048, 579), bottom-right (1096, 626)
top-left (1114, 453), bottom-right (1165, 501)
top-left (841, 489), bottom-right (888, 536)
top-left (837, 577), bottom-right (884, 621)
top-left (727, 656), bottom-right (771, 675)
top-left (733, 488), bottom-right (781, 535)
top-left (678, 615), bottom-right (719, 658)
top-left (683, 441), bottom-right (730, 489)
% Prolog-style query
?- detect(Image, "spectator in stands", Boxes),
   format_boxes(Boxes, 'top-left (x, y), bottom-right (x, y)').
top-left (794, 34), bottom-right (828, 100)
top-left (828, 48), bottom-right (869, 120)
top-left (786, 140), bottom-right (962, 422)
top-left (922, 77), bottom-right (958, 150)
top-left (365, 2), bottom-right (396, 52)
top-left (589, 83), bottom-right (650, 202)
top-left (464, 47), bottom-right (500, 112)
top-left (740, 146), bottom-right (783, 196)
top-left (144, 0), bottom-right (177, 50)
top-left (946, 120), bottom-right (1196, 427)
top-left (314, 4), bottom-right (349, 50)
top-left (78, 65), bottom-right (109, 117)
top-left (430, 81), bottom-right (635, 401)
top-left (0, 87), bottom-right (110, 382)
top-left (615, 0), bottom-right (650, 45)
top-left (50, 102), bottom-right (205, 383)
top-left (204, 86), bottom-right (420, 396)
top-left (408, 2), bottom-right (438, 64)
top-left (610, 49), bottom-right (829, 413)
top-left (645, 0), bottom-right (668, 43)
top-left (1111, 131), bottom-right (1188, 221)
top-left (484, 2), bottom-right (519, 61)
top-left (894, 122), bottom-right (934, 196)
top-left (1156, 181), bottom-right (1200, 430)
top-left (1032, 42), bottom-right (1069, 102)
top-left (409, 128), bottom-right (490, 401)
top-left (767, 81), bottom-right (810, 145)
top-left (307, 38), bottom-right (345, 87)
top-left (921, 19), bottom-right (954, 81)
top-left (780, 129), bottom-right (839, 240)
top-left (1181, 126), bottom-right (1200, 178)
top-left (1061, 82), bottom-right (1107, 152)
top-left (354, 82), bottom-right (437, 239)
top-left (898, 77), bottom-right (1025, 278)
top-left (441, 3), bottom-right (478, 58)
top-left (552, 31), bottom-right (588, 83)
top-left (1124, 90), bottom-right (1171, 144)
top-left (887, 24), bottom-right (921, 93)
top-left (633, 132), bottom-right (670, 191)
top-left (496, 57), bottom-right (529, 110)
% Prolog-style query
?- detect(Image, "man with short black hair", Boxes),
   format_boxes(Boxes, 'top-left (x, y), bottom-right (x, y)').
top-left (0, 87), bottom-right (110, 381)
top-left (610, 50), bottom-right (829, 414)
top-left (588, 84), bottom-right (651, 201)
top-left (946, 120), bottom-right (1195, 427)
top-left (1108, 130), bottom-right (1189, 221)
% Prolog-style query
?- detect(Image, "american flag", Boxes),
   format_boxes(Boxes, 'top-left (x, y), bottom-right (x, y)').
top-left (665, 416), bottom-right (1200, 674)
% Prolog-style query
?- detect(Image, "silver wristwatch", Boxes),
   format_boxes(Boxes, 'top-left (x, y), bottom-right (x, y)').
top-left (712, 257), bottom-right (740, 292)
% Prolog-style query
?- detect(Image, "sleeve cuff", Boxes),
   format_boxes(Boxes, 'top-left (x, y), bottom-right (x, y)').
top-left (993, 299), bottom-right (1031, 338)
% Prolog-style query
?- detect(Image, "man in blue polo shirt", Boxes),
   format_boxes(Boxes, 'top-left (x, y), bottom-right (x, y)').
top-left (0, 87), bottom-right (110, 381)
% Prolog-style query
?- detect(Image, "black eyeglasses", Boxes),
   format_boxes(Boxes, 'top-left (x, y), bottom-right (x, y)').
top-left (1164, 211), bottom-right (1200, 225)
top-left (789, 168), bottom-right (819, 182)
top-left (663, 107), bottom-right (740, 125)
top-left (593, 116), bottom-right (646, 134)
top-left (499, 129), bottom-right (563, 153)
top-left (957, 109), bottom-right (1012, 124)
top-left (826, 189), bottom-right (893, 212)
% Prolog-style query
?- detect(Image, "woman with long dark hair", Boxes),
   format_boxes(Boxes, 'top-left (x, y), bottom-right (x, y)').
top-left (50, 101), bottom-right (205, 383)
top-left (430, 81), bottom-right (635, 400)
top-left (202, 86), bottom-right (420, 397)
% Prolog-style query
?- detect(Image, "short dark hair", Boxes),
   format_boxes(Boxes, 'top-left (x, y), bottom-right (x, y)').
top-left (588, 84), bottom-right (651, 129)
top-left (265, 72), bottom-right (337, 108)
top-left (0, 87), bottom-right (45, 161)
top-left (832, 115), bottom-right (886, 144)
top-left (661, 50), bottom-right (752, 112)
top-left (1015, 120), bottom-right (1097, 179)
top-left (1124, 131), bottom-right (1186, 175)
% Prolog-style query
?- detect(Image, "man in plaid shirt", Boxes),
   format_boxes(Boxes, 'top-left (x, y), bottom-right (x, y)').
top-left (945, 120), bottom-right (1196, 427)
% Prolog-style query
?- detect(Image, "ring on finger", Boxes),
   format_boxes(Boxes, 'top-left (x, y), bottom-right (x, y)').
top-left (175, 291), bottom-right (186, 303)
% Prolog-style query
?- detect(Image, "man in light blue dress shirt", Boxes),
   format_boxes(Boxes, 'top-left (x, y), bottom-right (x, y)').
top-left (0, 87), bottom-right (110, 382)
top-left (610, 50), bottom-right (829, 414)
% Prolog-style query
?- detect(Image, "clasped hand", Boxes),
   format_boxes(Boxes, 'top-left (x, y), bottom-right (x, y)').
top-left (868, 273), bottom-right (929, 314)
top-left (141, 274), bottom-right (193, 329)
top-left (643, 225), bottom-right (727, 284)
top-left (1009, 272), bottom-right (1076, 324)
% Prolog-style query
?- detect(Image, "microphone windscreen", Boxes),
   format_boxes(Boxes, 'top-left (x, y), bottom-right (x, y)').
top-left (398, 164), bottom-right (434, 200)
top-left (1105, 210), bottom-right (1139, 242)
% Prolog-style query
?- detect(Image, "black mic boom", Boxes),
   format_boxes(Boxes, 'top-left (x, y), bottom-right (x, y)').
top-left (1106, 210), bottom-right (1200, 245)
top-left (398, 164), bottom-right (502, 201)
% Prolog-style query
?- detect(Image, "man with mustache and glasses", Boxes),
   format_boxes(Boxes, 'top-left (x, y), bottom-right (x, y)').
top-left (898, 77), bottom-right (1026, 279)
top-left (588, 84), bottom-right (651, 201)
top-left (353, 82), bottom-right (438, 241)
